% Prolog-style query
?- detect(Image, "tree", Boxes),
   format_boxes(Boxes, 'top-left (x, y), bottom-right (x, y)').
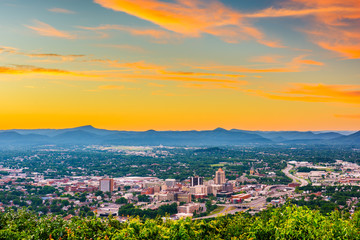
top-left (79, 196), bottom-right (87, 202)
top-left (30, 197), bottom-right (42, 207)
top-left (1, 205), bottom-right (360, 239)
top-left (95, 190), bottom-right (103, 197)
top-left (105, 191), bottom-right (112, 198)
top-left (39, 186), bottom-right (56, 195)
top-left (115, 197), bottom-right (127, 204)
top-left (137, 195), bottom-right (150, 202)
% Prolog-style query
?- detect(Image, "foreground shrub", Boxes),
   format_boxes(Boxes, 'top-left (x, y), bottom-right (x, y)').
top-left (0, 205), bottom-right (359, 239)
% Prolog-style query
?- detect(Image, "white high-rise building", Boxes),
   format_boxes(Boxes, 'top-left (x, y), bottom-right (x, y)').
top-left (99, 178), bottom-right (114, 192)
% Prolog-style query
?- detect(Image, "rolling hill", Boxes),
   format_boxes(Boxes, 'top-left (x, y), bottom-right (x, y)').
top-left (0, 126), bottom-right (357, 146)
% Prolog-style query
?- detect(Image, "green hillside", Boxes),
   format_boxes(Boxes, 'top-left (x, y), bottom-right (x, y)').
top-left (0, 205), bottom-right (359, 239)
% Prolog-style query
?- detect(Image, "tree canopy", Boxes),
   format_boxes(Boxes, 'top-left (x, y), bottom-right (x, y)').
top-left (0, 205), bottom-right (359, 239)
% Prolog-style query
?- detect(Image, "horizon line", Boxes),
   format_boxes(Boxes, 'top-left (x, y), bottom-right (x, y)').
top-left (0, 125), bottom-right (358, 133)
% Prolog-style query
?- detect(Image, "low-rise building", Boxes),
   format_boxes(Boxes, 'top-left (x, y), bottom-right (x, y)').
top-left (177, 203), bottom-right (200, 214)
top-left (189, 185), bottom-right (208, 195)
top-left (156, 192), bottom-right (175, 202)
top-left (177, 193), bottom-right (191, 203)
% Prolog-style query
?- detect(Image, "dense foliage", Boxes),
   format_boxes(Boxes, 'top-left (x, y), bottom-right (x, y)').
top-left (297, 167), bottom-right (318, 172)
top-left (290, 185), bottom-right (360, 214)
top-left (1, 205), bottom-right (360, 239)
top-left (246, 170), bottom-right (292, 185)
top-left (0, 185), bottom-right (99, 216)
top-left (118, 203), bottom-right (178, 219)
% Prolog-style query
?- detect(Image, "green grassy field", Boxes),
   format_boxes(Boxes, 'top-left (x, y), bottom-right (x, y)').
top-left (207, 206), bottom-right (225, 216)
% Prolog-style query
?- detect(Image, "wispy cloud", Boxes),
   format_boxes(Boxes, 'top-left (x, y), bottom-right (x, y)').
top-left (316, 40), bottom-right (360, 59)
top-left (250, 55), bottom-right (283, 63)
top-left (250, 83), bottom-right (360, 104)
top-left (246, 0), bottom-right (360, 59)
top-left (23, 53), bottom-right (85, 62)
top-left (25, 20), bottom-right (76, 39)
top-left (96, 44), bottom-right (146, 52)
top-left (24, 53), bottom-right (84, 58)
top-left (0, 48), bottom-right (246, 84)
top-left (0, 65), bottom-right (99, 80)
top-left (159, 70), bottom-right (246, 78)
top-left (193, 55), bottom-right (324, 73)
top-left (0, 46), bottom-right (18, 54)
top-left (81, 69), bottom-right (243, 84)
top-left (78, 24), bottom-right (181, 43)
top-left (244, 6), bottom-right (356, 18)
top-left (48, 8), bottom-right (75, 14)
top-left (180, 82), bottom-right (246, 90)
top-left (0, 65), bottom-right (81, 76)
top-left (85, 58), bottom-right (248, 84)
top-left (92, 0), bottom-right (283, 47)
top-left (0, 45), bottom-right (85, 62)
top-left (88, 59), bottom-right (167, 72)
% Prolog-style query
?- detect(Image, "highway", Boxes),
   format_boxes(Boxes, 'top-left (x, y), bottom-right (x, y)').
top-left (193, 190), bottom-right (291, 220)
top-left (282, 164), bottom-right (308, 187)
top-left (193, 205), bottom-right (246, 220)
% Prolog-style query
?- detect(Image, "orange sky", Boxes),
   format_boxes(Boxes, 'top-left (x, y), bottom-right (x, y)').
top-left (0, 0), bottom-right (359, 130)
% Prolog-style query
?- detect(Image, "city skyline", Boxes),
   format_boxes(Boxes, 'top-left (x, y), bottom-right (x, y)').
top-left (0, 0), bottom-right (359, 131)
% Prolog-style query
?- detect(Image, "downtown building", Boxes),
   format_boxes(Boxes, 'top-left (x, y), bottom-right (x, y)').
top-left (214, 168), bottom-right (226, 185)
top-left (190, 176), bottom-right (204, 187)
top-left (99, 178), bottom-right (114, 193)
top-left (189, 185), bottom-right (208, 198)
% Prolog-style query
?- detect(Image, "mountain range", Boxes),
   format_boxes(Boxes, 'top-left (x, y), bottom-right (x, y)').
top-left (0, 125), bottom-right (358, 146)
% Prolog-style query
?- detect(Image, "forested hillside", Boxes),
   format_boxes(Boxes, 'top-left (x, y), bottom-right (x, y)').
top-left (0, 205), bottom-right (359, 239)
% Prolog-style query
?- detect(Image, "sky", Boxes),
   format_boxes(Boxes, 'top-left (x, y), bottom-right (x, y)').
top-left (0, 0), bottom-right (359, 131)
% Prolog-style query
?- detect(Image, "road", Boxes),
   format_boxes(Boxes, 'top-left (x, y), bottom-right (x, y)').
top-left (194, 197), bottom-right (270, 220)
top-left (282, 164), bottom-right (308, 187)
top-left (193, 205), bottom-right (247, 220)
top-left (193, 187), bottom-right (296, 220)
top-left (194, 205), bottom-right (233, 220)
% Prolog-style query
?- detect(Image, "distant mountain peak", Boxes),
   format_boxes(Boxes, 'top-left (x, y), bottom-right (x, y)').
top-left (145, 129), bottom-right (157, 133)
top-left (213, 127), bottom-right (227, 131)
top-left (76, 125), bottom-right (96, 129)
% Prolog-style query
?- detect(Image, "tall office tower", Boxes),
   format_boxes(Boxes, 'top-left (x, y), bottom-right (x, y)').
top-left (190, 176), bottom-right (204, 187)
top-left (99, 178), bottom-right (114, 192)
top-left (214, 168), bottom-right (226, 185)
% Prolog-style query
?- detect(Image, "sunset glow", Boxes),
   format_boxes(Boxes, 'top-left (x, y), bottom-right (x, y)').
top-left (0, 0), bottom-right (359, 130)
